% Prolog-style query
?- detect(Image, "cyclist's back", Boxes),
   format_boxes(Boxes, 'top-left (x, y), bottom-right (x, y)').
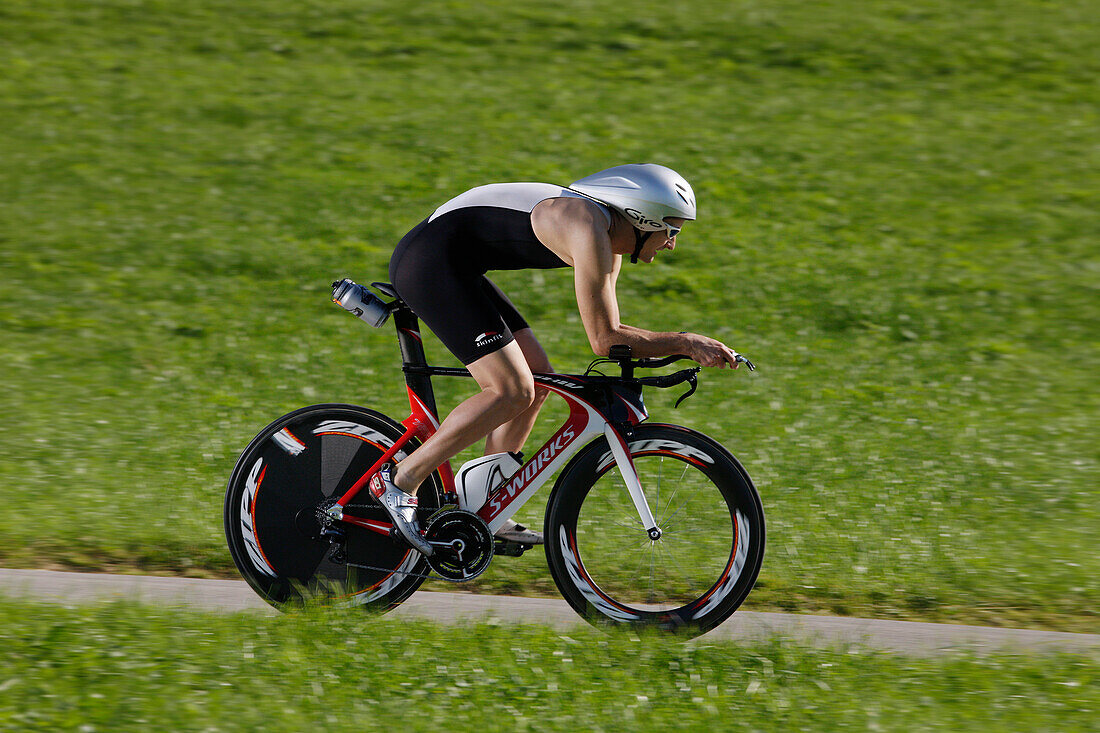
top-left (388, 182), bottom-right (610, 366)
top-left (393, 182), bottom-right (610, 274)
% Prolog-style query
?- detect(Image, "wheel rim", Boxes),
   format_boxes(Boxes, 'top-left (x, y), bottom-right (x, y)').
top-left (571, 453), bottom-right (738, 613)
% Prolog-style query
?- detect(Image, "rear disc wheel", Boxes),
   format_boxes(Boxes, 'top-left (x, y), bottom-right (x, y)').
top-left (223, 404), bottom-right (443, 611)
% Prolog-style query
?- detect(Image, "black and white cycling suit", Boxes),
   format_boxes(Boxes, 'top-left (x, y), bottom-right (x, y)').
top-left (389, 183), bottom-right (611, 365)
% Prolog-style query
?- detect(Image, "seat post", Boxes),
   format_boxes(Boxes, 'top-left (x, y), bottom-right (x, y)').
top-left (393, 305), bottom-right (440, 418)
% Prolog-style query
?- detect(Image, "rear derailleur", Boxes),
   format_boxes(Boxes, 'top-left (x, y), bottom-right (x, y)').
top-left (309, 498), bottom-right (347, 564)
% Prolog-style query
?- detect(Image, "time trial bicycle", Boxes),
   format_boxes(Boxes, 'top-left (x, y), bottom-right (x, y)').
top-left (224, 279), bottom-right (765, 636)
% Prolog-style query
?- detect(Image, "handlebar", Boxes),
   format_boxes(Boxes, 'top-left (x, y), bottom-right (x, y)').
top-left (634, 354), bottom-right (693, 369)
top-left (637, 367), bottom-right (701, 408)
top-left (598, 344), bottom-right (755, 407)
top-left (636, 367), bottom-right (699, 389)
top-left (608, 346), bottom-right (757, 374)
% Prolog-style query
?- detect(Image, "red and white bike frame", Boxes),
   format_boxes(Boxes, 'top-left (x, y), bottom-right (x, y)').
top-left (329, 308), bottom-right (661, 541)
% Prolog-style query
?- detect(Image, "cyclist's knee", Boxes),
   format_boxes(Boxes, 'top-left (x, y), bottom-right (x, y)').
top-left (497, 375), bottom-right (536, 412)
top-left (469, 341), bottom-right (536, 413)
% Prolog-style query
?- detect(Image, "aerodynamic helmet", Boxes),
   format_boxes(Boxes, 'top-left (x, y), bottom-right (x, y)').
top-left (568, 164), bottom-right (696, 263)
top-left (569, 163), bottom-right (695, 231)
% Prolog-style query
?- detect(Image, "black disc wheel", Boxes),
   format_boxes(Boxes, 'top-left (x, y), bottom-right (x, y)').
top-left (224, 404), bottom-right (444, 611)
top-left (544, 423), bottom-right (765, 636)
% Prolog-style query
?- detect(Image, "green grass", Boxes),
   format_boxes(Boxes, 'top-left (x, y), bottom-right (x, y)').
top-left (0, 596), bottom-right (1097, 732)
top-left (1, 0), bottom-right (1098, 630)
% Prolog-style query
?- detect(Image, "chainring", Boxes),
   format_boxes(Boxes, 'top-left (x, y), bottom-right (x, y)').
top-left (424, 509), bottom-right (494, 582)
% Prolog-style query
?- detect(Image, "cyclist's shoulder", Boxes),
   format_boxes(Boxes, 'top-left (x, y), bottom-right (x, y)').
top-left (531, 199), bottom-right (616, 271)
top-left (430, 182), bottom-right (565, 219)
top-left (430, 182), bottom-right (610, 224)
top-left (531, 194), bottom-right (609, 232)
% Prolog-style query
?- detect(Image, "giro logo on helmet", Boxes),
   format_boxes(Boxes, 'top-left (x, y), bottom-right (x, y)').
top-left (623, 208), bottom-right (663, 230)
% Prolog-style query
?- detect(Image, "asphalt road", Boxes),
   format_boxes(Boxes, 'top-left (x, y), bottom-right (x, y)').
top-left (3, 568), bottom-right (1097, 656)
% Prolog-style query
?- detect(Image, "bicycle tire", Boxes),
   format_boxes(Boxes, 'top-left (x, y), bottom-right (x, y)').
top-left (544, 423), bottom-right (765, 636)
top-left (224, 403), bottom-right (444, 612)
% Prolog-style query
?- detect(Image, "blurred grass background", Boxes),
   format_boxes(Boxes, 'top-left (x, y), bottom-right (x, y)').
top-left (1, 597), bottom-right (1097, 731)
top-left (1, 0), bottom-right (1097, 630)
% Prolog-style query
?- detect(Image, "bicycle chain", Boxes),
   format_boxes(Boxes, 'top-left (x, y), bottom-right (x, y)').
top-left (344, 560), bottom-right (434, 580)
top-left (343, 541), bottom-right (528, 581)
top-left (325, 501), bottom-right (520, 581)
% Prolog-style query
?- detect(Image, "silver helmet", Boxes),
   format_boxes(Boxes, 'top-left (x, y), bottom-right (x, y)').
top-left (568, 164), bottom-right (696, 233)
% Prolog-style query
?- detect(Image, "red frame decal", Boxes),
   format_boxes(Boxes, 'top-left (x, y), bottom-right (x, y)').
top-left (479, 384), bottom-right (596, 524)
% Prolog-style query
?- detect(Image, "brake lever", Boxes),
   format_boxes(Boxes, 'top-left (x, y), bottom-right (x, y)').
top-left (674, 371), bottom-right (699, 408)
top-left (735, 354), bottom-right (756, 371)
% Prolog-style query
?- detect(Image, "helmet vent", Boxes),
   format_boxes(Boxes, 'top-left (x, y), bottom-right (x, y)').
top-left (597, 176), bottom-right (642, 190)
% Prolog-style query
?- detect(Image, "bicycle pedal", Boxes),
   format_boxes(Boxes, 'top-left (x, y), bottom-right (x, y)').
top-left (493, 538), bottom-right (530, 557)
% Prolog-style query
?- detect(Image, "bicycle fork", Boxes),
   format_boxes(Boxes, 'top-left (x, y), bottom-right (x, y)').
top-left (603, 422), bottom-right (662, 541)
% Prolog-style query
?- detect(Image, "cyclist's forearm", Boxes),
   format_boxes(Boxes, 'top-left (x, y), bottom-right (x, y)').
top-left (600, 324), bottom-right (690, 358)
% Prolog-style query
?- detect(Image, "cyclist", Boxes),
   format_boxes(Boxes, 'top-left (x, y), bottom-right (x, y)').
top-left (370, 164), bottom-right (743, 555)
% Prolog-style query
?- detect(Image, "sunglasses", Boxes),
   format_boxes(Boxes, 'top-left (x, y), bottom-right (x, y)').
top-left (663, 223), bottom-right (682, 239)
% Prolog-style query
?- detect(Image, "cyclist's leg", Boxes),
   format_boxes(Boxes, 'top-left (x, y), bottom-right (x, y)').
top-left (486, 327), bottom-right (551, 543)
top-left (393, 341), bottom-right (536, 494)
top-left (476, 277), bottom-right (553, 454)
top-left (485, 328), bottom-right (551, 454)
top-left (389, 246), bottom-right (538, 495)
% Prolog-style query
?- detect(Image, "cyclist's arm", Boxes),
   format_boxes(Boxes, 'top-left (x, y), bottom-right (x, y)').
top-left (577, 233), bottom-right (740, 367)
top-left (536, 197), bottom-right (739, 367)
top-left (573, 237), bottom-right (721, 361)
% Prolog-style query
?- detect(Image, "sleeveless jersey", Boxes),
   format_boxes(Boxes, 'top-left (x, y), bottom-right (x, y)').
top-left (388, 182), bottom-right (611, 364)
top-left (424, 182), bottom-right (611, 272)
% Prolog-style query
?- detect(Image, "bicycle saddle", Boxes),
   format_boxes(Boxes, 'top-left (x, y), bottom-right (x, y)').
top-left (371, 282), bottom-right (400, 299)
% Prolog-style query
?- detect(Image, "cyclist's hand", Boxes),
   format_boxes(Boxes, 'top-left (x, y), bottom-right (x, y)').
top-left (684, 333), bottom-right (741, 369)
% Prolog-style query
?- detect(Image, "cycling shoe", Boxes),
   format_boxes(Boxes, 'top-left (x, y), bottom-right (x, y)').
top-left (494, 518), bottom-right (543, 545)
top-left (369, 463), bottom-right (433, 556)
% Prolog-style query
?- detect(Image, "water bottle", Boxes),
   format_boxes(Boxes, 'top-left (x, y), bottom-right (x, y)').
top-left (331, 278), bottom-right (391, 328)
top-left (456, 451), bottom-right (524, 512)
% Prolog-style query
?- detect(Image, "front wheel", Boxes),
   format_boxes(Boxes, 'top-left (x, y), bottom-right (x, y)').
top-left (224, 404), bottom-right (444, 612)
top-left (544, 424), bottom-right (765, 636)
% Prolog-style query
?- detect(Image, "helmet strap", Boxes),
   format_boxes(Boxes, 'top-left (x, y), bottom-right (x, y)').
top-left (630, 229), bottom-right (654, 264)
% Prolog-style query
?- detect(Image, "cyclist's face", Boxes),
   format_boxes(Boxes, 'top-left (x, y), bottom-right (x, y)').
top-left (638, 218), bottom-right (686, 263)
